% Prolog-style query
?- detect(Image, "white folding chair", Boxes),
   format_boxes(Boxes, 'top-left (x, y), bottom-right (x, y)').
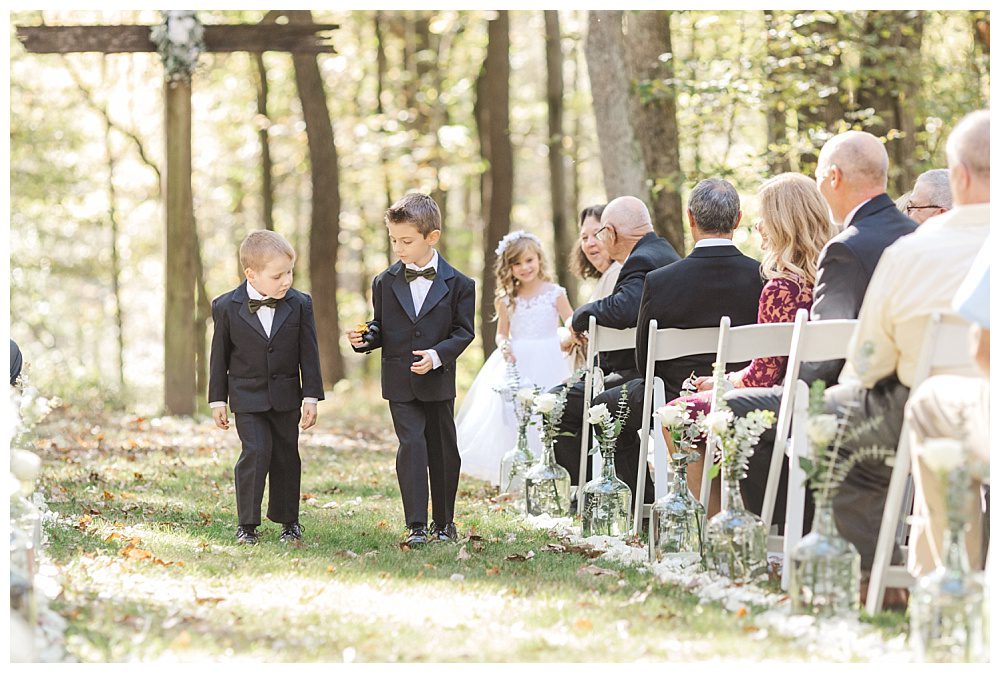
top-left (578, 315), bottom-right (636, 517)
top-left (760, 309), bottom-right (859, 536)
top-left (780, 379), bottom-right (811, 589)
top-left (700, 317), bottom-right (796, 511)
top-left (632, 320), bottom-right (720, 533)
top-left (865, 312), bottom-right (974, 614)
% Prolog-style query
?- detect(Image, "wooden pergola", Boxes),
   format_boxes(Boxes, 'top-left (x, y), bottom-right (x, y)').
top-left (17, 13), bottom-right (338, 415)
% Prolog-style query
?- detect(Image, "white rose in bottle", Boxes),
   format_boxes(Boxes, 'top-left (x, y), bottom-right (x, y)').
top-left (656, 403), bottom-right (685, 428)
top-left (588, 403), bottom-right (611, 427)
top-left (806, 414), bottom-right (839, 449)
top-left (10, 449), bottom-right (41, 486)
top-left (703, 410), bottom-right (734, 436)
top-left (919, 438), bottom-right (964, 475)
top-left (533, 393), bottom-right (559, 415)
top-left (516, 388), bottom-right (536, 405)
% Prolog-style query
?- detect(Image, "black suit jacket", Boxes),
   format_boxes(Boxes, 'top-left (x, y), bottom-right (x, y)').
top-left (802, 193), bottom-right (916, 385)
top-left (571, 232), bottom-right (681, 374)
top-left (353, 255), bottom-right (475, 402)
top-left (636, 244), bottom-right (764, 401)
top-left (209, 283), bottom-right (324, 413)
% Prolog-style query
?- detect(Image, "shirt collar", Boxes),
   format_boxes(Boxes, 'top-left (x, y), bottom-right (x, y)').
top-left (246, 281), bottom-right (266, 300)
top-left (843, 197), bottom-right (874, 228)
top-left (693, 237), bottom-right (735, 249)
top-left (406, 249), bottom-right (438, 272)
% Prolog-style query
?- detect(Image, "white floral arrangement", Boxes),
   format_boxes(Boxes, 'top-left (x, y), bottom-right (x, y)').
top-left (587, 386), bottom-right (630, 458)
top-left (799, 380), bottom-right (894, 506)
top-left (494, 361), bottom-right (539, 431)
top-left (495, 230), bottom-right (542, 257)
top-left (534, 368), bottom-right (585, 448)
top-left (700, 363), bottom-right (775, 482)
top-left (656, 399), bottom-right (704, 467)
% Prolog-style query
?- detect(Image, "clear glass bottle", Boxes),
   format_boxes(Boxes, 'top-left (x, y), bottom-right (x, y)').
top-left (703, 476), bottom-right (768, 582)
top-left (10, 526), bottom-right (37, 626)
top-left (499, 424), bottom-right (534, 499)
top-left (910, 494), bottom-right (986, 662)
top-left (525, 439), bottom-right (572, 518)
top-left (581, 446), bottom-right (632, 537)
top-left (789, 502), bottom-right (861, 616)
top-left (649, 456), bottom-right (705, 563)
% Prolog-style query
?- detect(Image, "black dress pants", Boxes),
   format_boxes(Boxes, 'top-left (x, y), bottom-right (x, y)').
top-left (389, 399), bottom-right (460, 528)
top-left (234, 408), bottom-right (302, 527)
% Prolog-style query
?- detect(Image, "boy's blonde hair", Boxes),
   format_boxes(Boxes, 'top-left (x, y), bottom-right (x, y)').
top-left (240, 230), bottom-right (296, 272)
top-left (385, 192), bottom-right (442, 236)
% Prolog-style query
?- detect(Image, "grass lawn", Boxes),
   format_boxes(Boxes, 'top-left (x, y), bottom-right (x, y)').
top-left (32, 390), bottom-right (907, 662)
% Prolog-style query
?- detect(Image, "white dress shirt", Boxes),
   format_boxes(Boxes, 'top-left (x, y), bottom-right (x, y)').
top-left (405, 251), bottom-right (442, 369)
top-left (209, 281), bottom-right (318, 409)
top-left (693, 237), bottom-right (736, 249)
top-left (842, 197), bottom-right (873, 229)
top-left (843, 203), bottom-right (989, 388)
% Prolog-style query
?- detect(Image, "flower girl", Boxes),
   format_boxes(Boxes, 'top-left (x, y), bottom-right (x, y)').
top-left (457, 230), bottom-right (574, 485)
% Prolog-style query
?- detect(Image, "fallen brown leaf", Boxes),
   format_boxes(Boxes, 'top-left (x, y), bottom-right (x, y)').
top-left (457, 545), bottom-right (471, 561)
top-left (577, 564), bottom-right (617, 577)
top-left (573, 618), bottom-right (593, 631)
top-left (486, 566), bottom-right (501, 576)
top-left (504, 551), bottom-right (535, 562)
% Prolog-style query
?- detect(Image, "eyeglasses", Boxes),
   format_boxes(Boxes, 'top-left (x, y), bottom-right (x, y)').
top-left (904, 202), bottom-right (942, 214)
top-left (594, 224), bottom-right (611, 241)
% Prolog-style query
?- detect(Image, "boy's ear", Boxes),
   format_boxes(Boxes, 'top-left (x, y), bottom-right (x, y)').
top-left (425, 229), bottom-right (442, 246)
top-left (244, 267), bottom-right (255, 282)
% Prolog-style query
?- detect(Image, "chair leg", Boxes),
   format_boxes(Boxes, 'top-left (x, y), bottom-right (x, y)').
top-left (865, 429), bottom-right (913, 615)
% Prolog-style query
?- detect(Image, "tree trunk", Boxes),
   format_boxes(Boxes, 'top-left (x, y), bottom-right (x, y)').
top-left (475, 11), bottom-right (513, 358)
top-left (287, 9), bottom-right (343, 389)
top-left (100, 79), bottom-right (126, 397)
top-left (254, 50), bottom-right (274, 231)
top-left (857, 10), bottom-right (924, 196)
top-left (763, 10), bottom-right (792, 175)
top-left (622, 10), bottom-right (684, 253)
top-left (584, 10), bottom-right (645, 201)
top-left (374, 10), bottom-right (394, 268)
top-left (544, 10), bottom-right (577, 304)
top-left (163, 78), bottom-right (197, 415)
top-left (193, 223), bottom-right (211, 408)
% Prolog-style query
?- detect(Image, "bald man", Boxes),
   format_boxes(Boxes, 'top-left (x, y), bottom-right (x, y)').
top-left (551, 195), bottom-right (680, 505)
top-left (725, 130), bottom-right (916, 534)
top-left (826, 110), bottom-right (990, 586)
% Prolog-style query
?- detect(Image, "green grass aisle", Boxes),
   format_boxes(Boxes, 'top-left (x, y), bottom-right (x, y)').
top-left (33, 403), bottom-right (904, 662)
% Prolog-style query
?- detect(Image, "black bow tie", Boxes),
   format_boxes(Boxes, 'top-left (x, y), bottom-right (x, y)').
top-left (404, 267), bottom-right (436, 283)
top-left (248, 297), bottom-right (279, 314)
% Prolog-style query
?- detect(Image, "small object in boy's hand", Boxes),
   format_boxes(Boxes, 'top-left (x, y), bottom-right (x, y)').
top-left (355, 322), bottom-right (370, 334)
top-left (357, 320), bottom-right (381, 348)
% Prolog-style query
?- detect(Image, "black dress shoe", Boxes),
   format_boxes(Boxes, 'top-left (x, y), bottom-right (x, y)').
top-left (404, 525), bottom-right (428, 546)
top-left (431, 522), bottom-right (458, 542)
top-left (280, 521), bottom-right (303, 542)
top-left (236, 525), bottom-right (259, 545)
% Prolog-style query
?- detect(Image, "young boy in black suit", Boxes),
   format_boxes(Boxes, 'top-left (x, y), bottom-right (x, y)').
top-left (209, 230), bottom-right (324, 545)
top-left (347, 193), bottom-right (475, 546)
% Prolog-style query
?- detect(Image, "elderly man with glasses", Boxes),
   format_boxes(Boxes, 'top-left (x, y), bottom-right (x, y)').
top-left (903, 168), bottom-right (953, 224)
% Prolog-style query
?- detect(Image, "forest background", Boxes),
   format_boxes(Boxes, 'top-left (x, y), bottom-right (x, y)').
top-left (8, 9), bottom-right (991, 416)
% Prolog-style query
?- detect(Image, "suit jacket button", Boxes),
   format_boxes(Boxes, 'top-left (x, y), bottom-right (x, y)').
top-left (268, 347), bottom-right (274, 353)
top-left (415, 330), bottom-right (422, 337)
top-left (271, 374), bottom-right (277, 380)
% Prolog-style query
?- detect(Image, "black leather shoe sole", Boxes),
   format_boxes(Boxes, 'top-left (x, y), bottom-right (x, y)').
top-left (405, 531), bottom-right (428, 546)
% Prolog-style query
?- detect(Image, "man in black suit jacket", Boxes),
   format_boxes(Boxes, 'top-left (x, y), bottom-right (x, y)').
top-left (598, 179), bottom-right (763, 508)
top-left (209, 231), bottom-right (324, 544)
top-left (726, 131), bottom-right (916, 528)
top-left (348, 193), bottom-right (476, 546)
top-left (551, 196), bottom-right (680, 502)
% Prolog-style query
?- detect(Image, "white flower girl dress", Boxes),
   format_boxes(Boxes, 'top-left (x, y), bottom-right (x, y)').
top-left (457, 283), bottom-right (572, 485)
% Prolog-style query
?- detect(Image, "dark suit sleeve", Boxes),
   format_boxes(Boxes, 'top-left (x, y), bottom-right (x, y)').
top-left (299, 294), bottom-right (325, 400)
top-left (634, 276), bottom-right (654, 375)
top-left (571, 257), bottom-right (647, 332)
top-left (352, 276), bottom-right (383, 354)
top-left (208, 297), bottom-right (231, 405)
top-left (800, 240), bottom-right (864, 385)
top-left (432, 277), bottom-right (476, 365)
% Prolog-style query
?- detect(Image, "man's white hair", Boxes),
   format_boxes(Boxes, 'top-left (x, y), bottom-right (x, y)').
top-left (946, 109), bottom-right (990, 180)
top-left (912, 169), bottom-right (953, 209)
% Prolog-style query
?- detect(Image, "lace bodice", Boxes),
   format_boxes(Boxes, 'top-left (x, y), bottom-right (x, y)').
top-left (505, 283), bottom-right (566, 341)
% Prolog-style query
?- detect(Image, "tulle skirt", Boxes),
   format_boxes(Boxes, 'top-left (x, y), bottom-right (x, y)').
top-left (457, 336), bottom-right (572, 485)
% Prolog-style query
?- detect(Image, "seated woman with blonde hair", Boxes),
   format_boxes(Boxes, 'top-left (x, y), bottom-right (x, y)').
top-left (673, 172), bottom-right (836, 411)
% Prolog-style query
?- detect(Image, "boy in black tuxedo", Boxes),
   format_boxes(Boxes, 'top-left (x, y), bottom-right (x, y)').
top-left (347, 193), bottom-right (475, 547)
top-left (209, 230), bottom-right (324, 545)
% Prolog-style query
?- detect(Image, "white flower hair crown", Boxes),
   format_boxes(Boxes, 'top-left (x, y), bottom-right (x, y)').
top-left (495, 230), bottom-right (542, 257)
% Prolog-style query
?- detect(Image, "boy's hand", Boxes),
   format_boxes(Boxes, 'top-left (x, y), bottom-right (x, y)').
top-left (212, 406), bottom-right (230, 430)
top-left (346, 329), bottom-right (365, 348)
top-left (301, 402), bottom-right (318, 430)
top-left (411, 350), bottom-right (434, 375)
